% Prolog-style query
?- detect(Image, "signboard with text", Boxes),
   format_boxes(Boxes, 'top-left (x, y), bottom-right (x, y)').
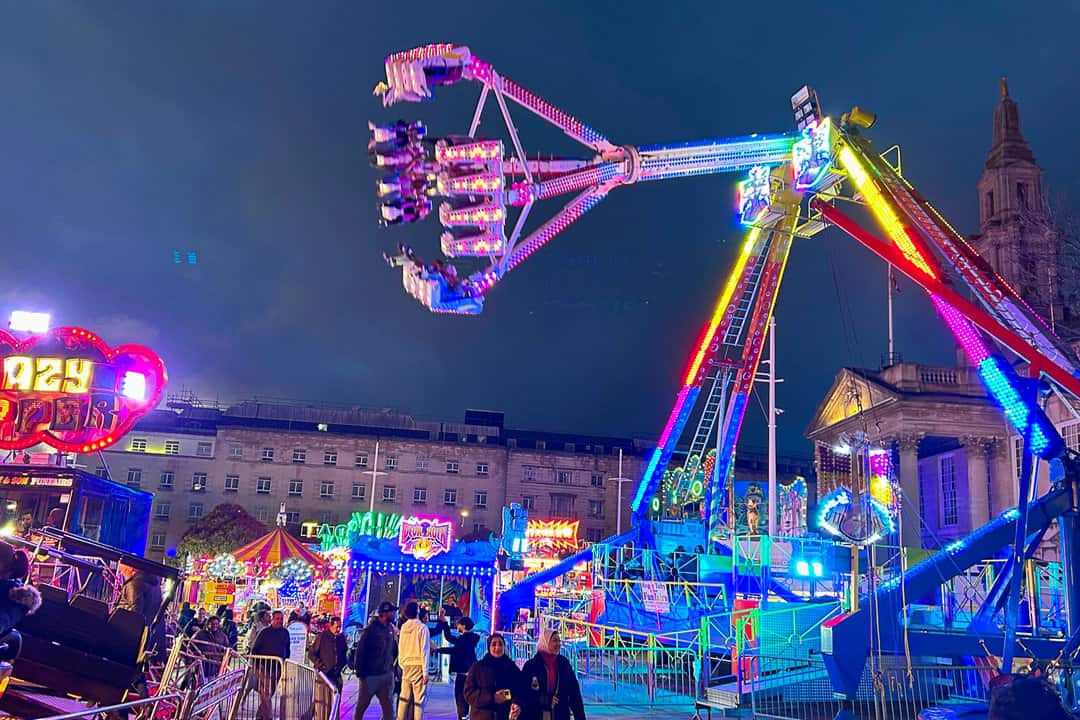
top-left (399, 516), bottom-right (454, 560)
top-left (0, 327), bottom-right (166, 452)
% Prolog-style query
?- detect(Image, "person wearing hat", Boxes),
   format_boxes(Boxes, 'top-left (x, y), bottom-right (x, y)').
top-left (353, 601), bottom-right (398, 720)
top-left (436, 613), bottom-right (481, 720)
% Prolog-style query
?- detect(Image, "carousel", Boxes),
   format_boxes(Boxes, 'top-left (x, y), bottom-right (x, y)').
top-left (185, 508), bottom-right (329, 613)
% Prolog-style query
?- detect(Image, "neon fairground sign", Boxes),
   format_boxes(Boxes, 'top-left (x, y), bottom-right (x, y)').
top-left (316, 510), bottom-right (403, 550)
top-left (399, 516), bottom-right (454, 561)
top-left (0, 327), bottom-right (166, 452)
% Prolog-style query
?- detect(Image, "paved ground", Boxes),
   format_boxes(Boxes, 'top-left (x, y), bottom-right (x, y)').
top-left (341, 676), bottom-right (698, 720)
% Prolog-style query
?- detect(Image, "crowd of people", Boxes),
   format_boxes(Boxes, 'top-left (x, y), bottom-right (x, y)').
top-left (351, 601), bottom-right (587, 720)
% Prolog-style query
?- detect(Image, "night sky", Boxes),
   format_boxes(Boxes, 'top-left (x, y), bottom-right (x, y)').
top-left (2, 2), bottom-right (1079, 455)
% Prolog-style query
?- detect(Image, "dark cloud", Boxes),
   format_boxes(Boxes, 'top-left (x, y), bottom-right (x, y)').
top-left (1, 1), bottom-right (1078, 453)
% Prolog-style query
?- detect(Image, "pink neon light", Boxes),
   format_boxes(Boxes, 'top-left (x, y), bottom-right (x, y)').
top-left (656, 387), bottom-right (693, 449)
top-left (931, 294), bottom-right (990, 363)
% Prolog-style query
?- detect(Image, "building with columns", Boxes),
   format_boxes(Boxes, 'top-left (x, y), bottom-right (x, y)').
top-left (806, 82), bottom-right (1080, 552)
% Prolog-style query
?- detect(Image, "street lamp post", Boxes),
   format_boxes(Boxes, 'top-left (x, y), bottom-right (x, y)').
top-left (359, 440), bottom-right (388, 616)
top-left (611, 448), bottom-right (635, 536)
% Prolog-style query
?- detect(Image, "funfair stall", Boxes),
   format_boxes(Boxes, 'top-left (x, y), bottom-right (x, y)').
top-left (343, 514), bottom-right (497, 631)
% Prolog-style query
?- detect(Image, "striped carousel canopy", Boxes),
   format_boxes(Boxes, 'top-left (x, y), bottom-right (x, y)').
top-left (231, 527), bottom-right (324, 568)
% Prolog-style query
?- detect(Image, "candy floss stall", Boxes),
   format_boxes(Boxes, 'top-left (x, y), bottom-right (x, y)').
top-left (343, 514), bottom-right (497, 631)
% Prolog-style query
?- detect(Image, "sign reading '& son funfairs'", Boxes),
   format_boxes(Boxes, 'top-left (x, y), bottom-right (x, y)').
top-left (0, 327), bottom-right (166, 453)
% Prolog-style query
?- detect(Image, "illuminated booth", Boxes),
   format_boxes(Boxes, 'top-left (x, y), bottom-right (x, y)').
top-left (0, 464), bottom-right (151, 555)
top-left (341, 514), bottom-right (497, 632)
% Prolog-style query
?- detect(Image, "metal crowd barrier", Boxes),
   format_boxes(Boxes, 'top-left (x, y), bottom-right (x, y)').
top-left (38, 693), bottom-right (186, 720)
top-left (743, 656), bottom-right (991, 720)
top-left (223, 651), bottom-right (341, 720)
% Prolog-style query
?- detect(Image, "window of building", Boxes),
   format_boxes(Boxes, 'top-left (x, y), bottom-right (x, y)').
top-left (565, 443), bottom-right (576, 452)
top-left (590, 472), bottom-right (604, 487)
top-left (320, 480), bottom-right (334, 498)
top-left (523, 466), bottom-right (537, 483)
top-left (317, 511), bottom-right (332, 524)
top-left (154, 502), bottom-right (170, 519)
top-left (522, 496), bottom-right (535, 511)
top-left (285, 511), bottom-right (300, 525)
top-left (159, 471), bottom-right (174, 490)
top-left (224, 475), bottom-right (239, 493)
top-left (130, 438), bottom-right (147, 453)
top-left (416, 458), bottom-right (429, 472)
top-left (289, 479), bottom-right (304, 497)
top-left (476, 463), bottom-right (489, 476)
top-left (474, 490), bottom-right (488, 509)
top-left (589, 500), bottom-right (604, 517)
top-left (126, 468), bottom-right (142, 487)
top-left (386, 455), bottom-right (398, 471)
top-left (414, 487), bottom-right (427, 505)
top-left (446, 461), bottom-right (460, 474)
top-left (96, 467), bottom-right (107, 478)
top-left (189, 503), bottom-right (204, 521)
top-left (324, 451), bottom-right (337, 466)
top-left (256, 507), bottom-right (270, 523)
top-left (473, 522), bottom-right (484, 536)
top-left (196, 442), bottom-right (213, 457)
top-left (293, 449), bottom-right (307, 464)
top-left (355, 454), bottom-right (369, 468)
top-left (551, 494), bottom-right (575, 518)
top-left (556, 470), bottom-right (573, 485)
top-left (444, 488), bottom-right (458, 506)
top-left (261, 448), bottom-right (275, 463)
top-left (1017, 183), bottom-right (1027, 210)
top-left (382, 485), bottom-right (397, 503)
top-left (317, 423), bottom-right (328, 432)
top-left (352, 483), bottom-right (367, 501)
top-left (536, 440), bottom-right (546, 451)
top-left (586, 528), bottom-right (603, 543)
top-left (164, 440), bottom-right (180, 455)
top-left (150, 533), bottom-right (166, 551)
top-left (256, 477), bottom-right (272, 494)
top-left (229, 445), bottom-right (243, 460)
top-left (192, 473), bottom-right (207, 492)
top-left (507, 438), bottom-right (517, 449)
top-left (940, 455), bottom-right (958, 526)
top-left (986, 191), bottom-right (995, 217)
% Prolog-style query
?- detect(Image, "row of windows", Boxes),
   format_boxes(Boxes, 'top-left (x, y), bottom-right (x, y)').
top-left (235, 447), bottom-right (491, 476)
top-left (360, 485), bottom-right (490, 508)
top-left (522, 467), bottom-right (605, 487)
top-left (130, 438), bottom-right (213, 457)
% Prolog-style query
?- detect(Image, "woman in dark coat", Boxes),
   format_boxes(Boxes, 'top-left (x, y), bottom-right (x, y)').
top-left (437, 615), bottom-right (482, 720)
top-left (464, 634), bottom-right (523, 720)
top-left (519, 630), bottom-right (585, 720)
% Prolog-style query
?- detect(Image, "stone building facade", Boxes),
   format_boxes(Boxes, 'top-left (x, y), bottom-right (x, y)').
top-left (80, 400), bottom-right (651, 562)
top-left (78, 396), bottom-right (811, 561)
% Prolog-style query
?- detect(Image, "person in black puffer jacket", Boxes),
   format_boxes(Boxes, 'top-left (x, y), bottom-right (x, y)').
top-left (0, 541), bottom-right (40, 626)
top-left (436, 615), bottom-right (481, 720)
top-left (464, 634), bottom-right (523, 720)
top-left (0, 540), bottom-right (41, 663)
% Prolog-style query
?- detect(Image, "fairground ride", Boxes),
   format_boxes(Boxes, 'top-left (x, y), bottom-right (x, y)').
top-left (369, 44), bottom-right (1080, 702)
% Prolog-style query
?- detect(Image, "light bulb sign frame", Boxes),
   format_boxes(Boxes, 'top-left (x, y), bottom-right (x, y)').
top-left (399, 515), bottom-right (454, 561)
top-left (0, 327), bottom-right (166, 453)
